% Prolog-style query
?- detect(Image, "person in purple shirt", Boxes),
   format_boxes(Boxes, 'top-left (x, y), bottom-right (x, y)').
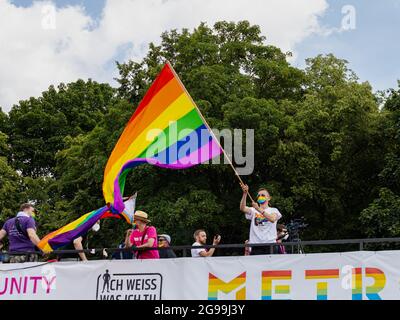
top-left (0, 203), bottom-right (44, 263)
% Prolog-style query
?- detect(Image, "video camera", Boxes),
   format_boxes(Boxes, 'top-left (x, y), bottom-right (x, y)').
top-left (285, 217), bottom-right (308, 241)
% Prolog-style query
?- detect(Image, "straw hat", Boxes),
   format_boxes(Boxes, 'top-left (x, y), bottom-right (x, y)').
top-left (133, 210), bottom-right (150, 223)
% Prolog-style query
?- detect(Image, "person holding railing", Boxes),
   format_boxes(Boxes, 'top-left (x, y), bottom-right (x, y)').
top-left (240, 184), bottom-right (282, 255)
top-left (56, 220), bottom-right (102, 262)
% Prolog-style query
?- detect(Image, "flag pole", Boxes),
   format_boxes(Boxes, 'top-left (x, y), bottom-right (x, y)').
top-left (166, 61), bottom-right (255, 203)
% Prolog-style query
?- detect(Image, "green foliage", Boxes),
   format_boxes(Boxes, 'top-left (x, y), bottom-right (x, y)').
top-left (0, 132), bottom-right (23, 221)
top-left (0, 108), bottom-right (7, 134)
top-left (360, 188), bottom-right (400, 237)
top-left (359, 83), bottom-right (400, 237)
top-left (5, 80), bottom-right (115, 177)
top-left (0, 21), bottom-right (398, 250)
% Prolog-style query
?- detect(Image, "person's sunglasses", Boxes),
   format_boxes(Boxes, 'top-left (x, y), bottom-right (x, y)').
top-left (158, 238), bottom-right (166, 242)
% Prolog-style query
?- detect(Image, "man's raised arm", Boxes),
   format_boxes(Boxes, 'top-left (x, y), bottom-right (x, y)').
top-left (240, 183), bottom-right (251, 214)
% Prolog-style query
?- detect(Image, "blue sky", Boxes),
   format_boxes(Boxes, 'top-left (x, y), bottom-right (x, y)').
top-left (11, 0), bottom-right (106, 19)
top-left (1, 0), bottom-right (399, 110)
top-left (295, 0), bottom-right (400, 92)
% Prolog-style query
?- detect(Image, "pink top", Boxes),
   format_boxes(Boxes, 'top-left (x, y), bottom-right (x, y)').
top-left (129, 226), bottom-right (159, 259)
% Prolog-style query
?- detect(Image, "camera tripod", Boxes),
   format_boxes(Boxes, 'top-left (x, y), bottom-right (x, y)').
top-left (286, 218), bottom-right (308, 254)
top-left (289, 234), bottom-right (305, 254)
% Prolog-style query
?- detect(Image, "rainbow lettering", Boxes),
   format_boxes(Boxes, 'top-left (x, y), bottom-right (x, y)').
top-left (365, 268), bottom-right (386, 300)
top-left (352, 268), bottom-right (363, 300)
top-left (262, 271), bottom-right (292, 300)
top-left (208, 272), bottom-right (246, 300)
top-left (305, 269), bottom-right (340, 300)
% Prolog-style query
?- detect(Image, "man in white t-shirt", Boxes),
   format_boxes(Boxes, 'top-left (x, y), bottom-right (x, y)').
top-left (240, 183), bottom-right (282, 255)
top-left (191, 229), bottom-right (221, 257)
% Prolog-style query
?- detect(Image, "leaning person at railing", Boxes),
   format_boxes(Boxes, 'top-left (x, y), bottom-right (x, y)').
top-left (158, 234), bottom-right (177, 259)
top-left (124, 211), bottom-right (159, 259)
top-left (244, 240), bottom-right (251, 256)
top-left (0, 203), bottom-right (48, 263)
top-left (56, 220), bottom-right (102, 262)
top-left (240, 184), bottom-right (282, 255)
top-left (276, 224), bottom-right (288, 254)
top-left (191, 229), bottom-right (221, 257)
top-left (111, 238), bottom-right (135, 260)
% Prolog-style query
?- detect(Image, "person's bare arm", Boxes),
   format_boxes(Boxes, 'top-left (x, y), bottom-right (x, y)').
top-left (265, 212), bottom-right (279, 223)
top-left (199, 236), bottom-right (221, 257)
top-left (240, 183), bottom-right (252, 214)
top-left (137, 237), bottom-right (155, 248)
top-left (125, 229), bottom-right (133, 248)
top-left (0, 229), bottom-right (7, 242)
top-left (251, 202), bottom-right (279, 222)
top-left (27, 228), bottom-right (41, 247)
top-left (73, 237), bottom-right (87, 261)
top-left (199, 250), bottom-right (213, 257)
top-left (135, 237), bottom-right (156, 256)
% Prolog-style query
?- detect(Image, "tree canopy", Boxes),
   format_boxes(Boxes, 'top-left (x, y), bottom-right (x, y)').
top-left (0, 21), bottom-right (399, 251)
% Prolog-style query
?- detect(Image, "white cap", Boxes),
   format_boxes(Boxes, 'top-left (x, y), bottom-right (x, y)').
top-left (158, 234), bottom-right (171, 244)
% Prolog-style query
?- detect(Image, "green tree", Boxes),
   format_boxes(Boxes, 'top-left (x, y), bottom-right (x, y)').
top-left (0, 132), bottom-right (23, 221)
top-left (260, 54), bottom-right (382, 240)
top-left (110, 21), bottom-right (306, 246)
top-left (5, 80), bottom-right (115, 177)
top-left (360, 83), bottom-right (400, 237)
top-left (102, 26), bottom-right (382, 245)
top-left (1, 21), bottom-right (394, 251)
top-left (0, 108), bottom-right (7, 133)
top-left (360, 188), bottom-right (400, 237)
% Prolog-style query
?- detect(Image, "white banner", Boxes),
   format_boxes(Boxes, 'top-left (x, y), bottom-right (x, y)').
top-left (1, 250), bottom-right (400, 300)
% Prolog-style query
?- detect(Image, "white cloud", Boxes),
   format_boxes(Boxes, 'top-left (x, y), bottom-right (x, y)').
top-left (0, 0), bottom-right (328, 112)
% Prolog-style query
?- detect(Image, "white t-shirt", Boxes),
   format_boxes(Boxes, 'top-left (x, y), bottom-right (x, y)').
top-left (245, 207), bottom-right (282, 244)
top-left (191, 242), bottom-right (206, 257)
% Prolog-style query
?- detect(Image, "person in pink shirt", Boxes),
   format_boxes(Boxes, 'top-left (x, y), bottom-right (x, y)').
top-left (124, 210), bottom-right (159, 259)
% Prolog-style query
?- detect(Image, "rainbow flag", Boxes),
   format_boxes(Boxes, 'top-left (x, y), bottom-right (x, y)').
top-left (38, 206), bottom-right (109, 252)
top-left (38, 196), bottom-right (137, 252)
top-left (103, 62), bottom-right (222, 212)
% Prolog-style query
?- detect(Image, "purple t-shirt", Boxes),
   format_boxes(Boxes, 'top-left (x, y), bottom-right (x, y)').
top-left (2, 216), bottom-right (36, 252)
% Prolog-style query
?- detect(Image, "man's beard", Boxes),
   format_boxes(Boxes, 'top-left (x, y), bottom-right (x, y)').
top-left (199, 239), bottom-right (206, 245)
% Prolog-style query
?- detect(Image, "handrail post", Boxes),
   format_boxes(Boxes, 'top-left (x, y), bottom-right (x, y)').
top-left (359, 241), bottom-right (364, 251)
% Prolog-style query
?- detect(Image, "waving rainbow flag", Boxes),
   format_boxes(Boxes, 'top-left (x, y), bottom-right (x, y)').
top-left (38, 62), bottom-right (222, 252)
top-left (103, 62), bottom-right (222, 212)
top-left (38, 196), bottom-right (137, 252)
top-left (38, 206), bottom-right (109, 252)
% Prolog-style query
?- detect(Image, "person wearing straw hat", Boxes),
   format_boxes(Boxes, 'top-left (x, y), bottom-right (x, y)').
top-left (125, 210), bottom-right (159, 259)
